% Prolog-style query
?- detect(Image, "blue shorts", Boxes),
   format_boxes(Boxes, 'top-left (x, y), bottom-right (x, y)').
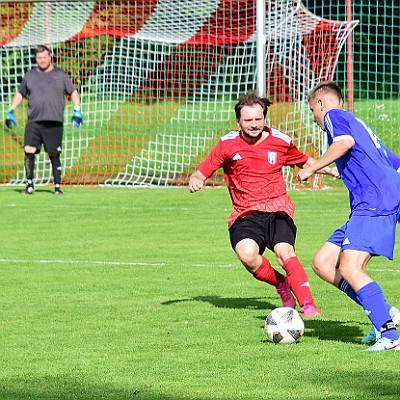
top-left (328, 213), bottom-right (398, 260)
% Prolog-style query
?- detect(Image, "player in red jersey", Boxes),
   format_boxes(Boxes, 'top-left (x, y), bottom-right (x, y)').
top-left (189, 91), bottom-right (339, 316)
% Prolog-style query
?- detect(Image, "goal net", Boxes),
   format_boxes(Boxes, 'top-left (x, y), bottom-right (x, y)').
top-left (0, 0), bottom-right (358, 188)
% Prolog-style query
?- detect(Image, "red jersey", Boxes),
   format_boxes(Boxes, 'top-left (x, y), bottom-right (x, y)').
top-left (198, 127), bottom-right (309, 227)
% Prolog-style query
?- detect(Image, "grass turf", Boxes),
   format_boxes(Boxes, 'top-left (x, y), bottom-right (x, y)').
top-left (0, 185), bottom-right (399, 400)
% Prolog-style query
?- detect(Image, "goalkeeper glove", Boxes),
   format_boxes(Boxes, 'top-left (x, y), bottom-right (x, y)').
top-left (71, 106), bottom-right (83, 127)
top-left (5, 109), bottom-right (17, 129)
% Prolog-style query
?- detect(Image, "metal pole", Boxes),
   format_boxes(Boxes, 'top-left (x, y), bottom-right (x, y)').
top-left (346, 0), bottom-right (354, 112)
top-left (256, 0), bottom-right (266, 97)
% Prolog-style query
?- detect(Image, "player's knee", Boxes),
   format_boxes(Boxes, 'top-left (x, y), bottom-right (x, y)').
top-left (311, 260), bottom-right (321, 276)
top-left (312, 251), bottom-right (340, 282)
top-left (237, 253), bottom-right (256, 268)
top-left (233, 238), bottom-right (260, 271)
top-left (274, 243), bottom-right (295, 266)
top-left (311, 253), bottom-right (326, 277)
top-left (235, 246), bottom-right (258, 269)
top-left (24, 146), bottom-right (36, 154)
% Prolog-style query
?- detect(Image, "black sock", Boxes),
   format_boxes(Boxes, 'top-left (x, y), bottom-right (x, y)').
top-left (49, 154), bottom-right (62, 185)
top-left (24, 153), bottom-right (35, 181)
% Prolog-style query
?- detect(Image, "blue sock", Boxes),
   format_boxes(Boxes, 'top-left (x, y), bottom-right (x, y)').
top-left (357, 282), bottom-right (399, 341)
top-left (338, 278), bottom-right (361, 305)
top-left (338, 278), bottom-right (394, 314)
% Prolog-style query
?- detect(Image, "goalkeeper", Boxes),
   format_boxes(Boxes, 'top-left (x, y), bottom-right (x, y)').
top-left (5, 45), bottom-right (83, 195)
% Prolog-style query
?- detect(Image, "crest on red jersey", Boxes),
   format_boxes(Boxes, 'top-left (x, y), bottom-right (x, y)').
top-left (268, 152), bottom-right (277, 164)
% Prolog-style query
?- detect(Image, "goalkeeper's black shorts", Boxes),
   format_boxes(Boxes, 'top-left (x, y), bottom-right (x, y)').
top-left (24, 121), bottom-right (63, 154)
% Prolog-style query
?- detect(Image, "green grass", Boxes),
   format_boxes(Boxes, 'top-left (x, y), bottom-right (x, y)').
top-left (0, 186), bottom-right (400, 400)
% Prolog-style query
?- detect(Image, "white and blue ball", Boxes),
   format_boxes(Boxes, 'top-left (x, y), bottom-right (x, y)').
top-left (264, 307), bottom-right (304, 344)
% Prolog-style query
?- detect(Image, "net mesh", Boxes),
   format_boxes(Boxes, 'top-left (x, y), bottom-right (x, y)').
top-left (0, 0), bottom-right (357, 188)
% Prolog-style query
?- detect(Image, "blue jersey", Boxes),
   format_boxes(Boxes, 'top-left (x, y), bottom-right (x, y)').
top-left (324, 109), bottom-right (400, 216)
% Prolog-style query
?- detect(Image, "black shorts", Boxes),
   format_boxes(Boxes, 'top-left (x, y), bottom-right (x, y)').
top-left (24, 121), bottom-right (63, 154)
top-left (229, 211), bottom-right (297, 254)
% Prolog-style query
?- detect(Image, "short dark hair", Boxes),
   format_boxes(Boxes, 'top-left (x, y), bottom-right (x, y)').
top-left (234, 91), bottom-right (272, 120)
top-left (308, 81), bottom-right (343, 103)
top-left (35, 45), bottom-right (51, 56)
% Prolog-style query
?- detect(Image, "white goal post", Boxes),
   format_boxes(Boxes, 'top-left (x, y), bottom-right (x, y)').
top-left (0, 0), bottom-right (358, 188)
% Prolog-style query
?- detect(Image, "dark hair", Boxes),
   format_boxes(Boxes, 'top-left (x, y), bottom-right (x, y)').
top-left (234, 91), bottom-right (272, 120)
top-left (308, 81), bottom-right (343, 103)
top-left (35, 45), bottom-right (51, 56)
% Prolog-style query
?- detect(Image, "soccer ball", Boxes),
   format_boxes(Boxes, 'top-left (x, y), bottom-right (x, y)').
top-left (264, 307), bottom-right (304, 344)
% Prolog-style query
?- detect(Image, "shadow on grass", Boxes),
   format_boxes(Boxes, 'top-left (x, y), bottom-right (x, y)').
top-left (0, 384), bottom-right (191, 400)
top-left (1, 371), bottom-right (399, 400)
top-left (300, 318), bottom-right (365, 343)
top-left (162, 296), bottom-right (365, 344)
top-left (161, 295), bottom-right (276, 310)
top-left (13, 187), bottom-right (56, 195)
top-left (257, 313), bottom-right (365, 343)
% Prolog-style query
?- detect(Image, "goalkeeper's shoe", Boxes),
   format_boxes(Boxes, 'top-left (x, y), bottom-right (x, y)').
top-left (361, 306), bottom-right (400, 344)
top-left (54, 187), bottom-right (64, 195)
top-left (364, 337), bottom-right (400, 352)
top-left (21, 183), bottom-right (35, 195)
top-left (275, 278), bottom-right (296, 308)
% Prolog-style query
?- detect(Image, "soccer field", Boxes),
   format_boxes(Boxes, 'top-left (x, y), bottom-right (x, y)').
top-left (0, 186), bottom-right (399, 400)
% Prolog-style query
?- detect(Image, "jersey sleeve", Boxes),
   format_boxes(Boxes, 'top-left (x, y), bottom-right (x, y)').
top-left (284, 142), bottom-right (309, 166)
top-left (63, 70), bottom-right (76, 95)
top-left (18, 75), bottom-right (28, 97)
top-left (325, 110), bottom-right (355, 143)
top-left (197, 140), bottom-right (225, 178)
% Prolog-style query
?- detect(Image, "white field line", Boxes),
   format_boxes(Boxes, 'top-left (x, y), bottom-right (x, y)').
top-left (0, 258), bottom-right (234, 268)
top-left (0, 258), bottom-right (399, 273)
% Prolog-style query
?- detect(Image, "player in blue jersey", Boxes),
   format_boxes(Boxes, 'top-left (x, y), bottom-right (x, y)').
top-left (298, 81), bottom-right (400, 351)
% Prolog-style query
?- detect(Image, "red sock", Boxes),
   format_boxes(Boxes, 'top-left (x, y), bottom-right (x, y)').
top-left (282, 256), bottom-right (314, 307)
top-left (252, 256), bottom-right (286, 287)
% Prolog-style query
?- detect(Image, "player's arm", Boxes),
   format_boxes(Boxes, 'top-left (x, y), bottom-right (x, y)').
top-left (10, 92), bottom-right (24, 110)
top-left (70, 90), bottom-right (80, 108)
top-left (302, 157), bottom-right (340, 179)
top-left (189, 170), bottom-right (207, 192)
top-left (286, 139), bottom-right (338, 178)
top-left (298, 138), bottom-right (353, 182)
top-left (189, 138), bottom-right (226, 192)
